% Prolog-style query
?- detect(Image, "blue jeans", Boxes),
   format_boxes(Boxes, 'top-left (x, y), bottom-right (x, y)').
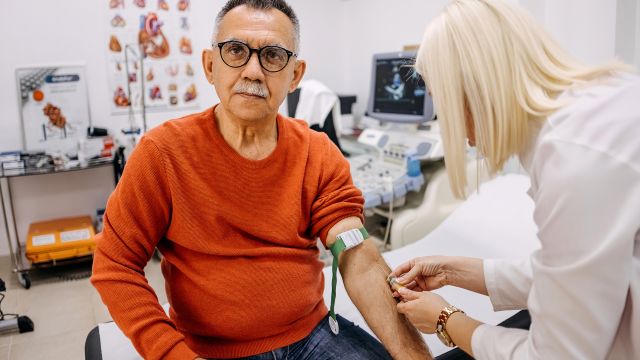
top-left (216, 314), bottom-right (392, 360)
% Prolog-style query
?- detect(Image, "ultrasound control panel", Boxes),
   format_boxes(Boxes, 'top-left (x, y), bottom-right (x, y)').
top-left (347, 128), bottom-right (442, 209)
top-left (349, 154), bottom-right (424, 209)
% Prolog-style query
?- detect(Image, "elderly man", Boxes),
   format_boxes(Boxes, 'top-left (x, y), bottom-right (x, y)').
top-left (91, 0), bottom-right (430, 359)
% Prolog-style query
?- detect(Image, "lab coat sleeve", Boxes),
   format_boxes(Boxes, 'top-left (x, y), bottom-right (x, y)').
top-left (484, 258), bottom-right (532, 311)
top-left (471, 140), bottom-right (640, 359)
top-left (91, 137), bottom-right (198, 360)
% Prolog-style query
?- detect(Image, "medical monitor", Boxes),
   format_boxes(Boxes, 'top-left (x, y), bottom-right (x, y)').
top-left (367, 51), bottom-right (434, 124)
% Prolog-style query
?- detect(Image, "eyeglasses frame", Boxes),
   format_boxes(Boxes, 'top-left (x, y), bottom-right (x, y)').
top-left (214, 40), bottom-right (297, 73)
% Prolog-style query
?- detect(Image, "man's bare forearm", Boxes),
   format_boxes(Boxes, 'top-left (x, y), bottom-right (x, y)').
top-left (341, 241), bottom-right (431, 360)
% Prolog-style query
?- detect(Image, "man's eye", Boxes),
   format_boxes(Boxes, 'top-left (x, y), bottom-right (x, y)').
top-left (228, 46), bottom-right (245, 55)
top-left (265, 49), bottom-right (285, 61)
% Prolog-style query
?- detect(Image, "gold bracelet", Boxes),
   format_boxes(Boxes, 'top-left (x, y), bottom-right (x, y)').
top-left (436, 305), bottom-right (465, 347)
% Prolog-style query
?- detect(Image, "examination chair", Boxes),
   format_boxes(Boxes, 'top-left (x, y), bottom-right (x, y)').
top-left (86, 174), bottom-right (535, 359)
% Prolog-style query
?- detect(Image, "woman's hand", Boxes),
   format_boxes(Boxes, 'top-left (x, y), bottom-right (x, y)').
top-left (389, 256), bottom-right (488, 296)
top-left (396, 287), bottom-right (449, 334)
top-left (389, 256), bottom-right (451, 296)
top-left (397, 287), bottom-right (484, 356)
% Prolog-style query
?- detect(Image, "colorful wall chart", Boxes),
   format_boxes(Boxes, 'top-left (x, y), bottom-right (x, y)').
top-left (106, 0), bottom-right (198, 114)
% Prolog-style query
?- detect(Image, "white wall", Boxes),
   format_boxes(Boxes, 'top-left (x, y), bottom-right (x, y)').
top-left (547, 0), bottom-right (618, 64)
top-left (289, 0), bottom-right (346, 93)
top-left (637, 0), bottom-right (640, 69)
top-left (522, 0), bottom-right (640, 69)
top-left (520, 0), bottom-right (619, 65)
top-left (615, 0), bottom-right (637, 65)
top-left (337, 0), bottom-right (622, 116)
top-left (337, 0), bottom-right (450, 115)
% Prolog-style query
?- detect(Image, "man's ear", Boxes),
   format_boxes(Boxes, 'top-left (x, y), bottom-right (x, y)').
top-left (288, 59), bottom-right (306, 93)
top-left (202, 49), bottom-right (215, 85)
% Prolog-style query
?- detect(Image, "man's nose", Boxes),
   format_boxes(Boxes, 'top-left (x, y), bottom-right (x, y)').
top-left (241, 51), bottom-right (265, 81)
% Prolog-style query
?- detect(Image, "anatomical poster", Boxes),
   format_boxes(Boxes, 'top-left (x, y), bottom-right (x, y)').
top-left (16, 65), bottom-right (91, 155)
top-left (106, 0), bottom-right (199, 114)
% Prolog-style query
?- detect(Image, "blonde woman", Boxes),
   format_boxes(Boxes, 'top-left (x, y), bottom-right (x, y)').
top-left (389, 0), bottom-right (640, 358)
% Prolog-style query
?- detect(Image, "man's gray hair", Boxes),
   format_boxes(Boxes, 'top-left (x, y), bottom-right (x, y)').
top-left (212, 0), bottom-right (300, 53)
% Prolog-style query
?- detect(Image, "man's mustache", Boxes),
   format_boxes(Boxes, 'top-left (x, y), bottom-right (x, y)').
top-left (234, 81), bottom-right (269, 98)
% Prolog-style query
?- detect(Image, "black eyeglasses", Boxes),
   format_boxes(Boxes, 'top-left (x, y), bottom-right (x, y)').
top-left (215, 40), bottom-right (297, 73)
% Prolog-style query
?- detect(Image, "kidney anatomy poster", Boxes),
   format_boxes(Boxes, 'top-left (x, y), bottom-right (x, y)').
top-left (16, 65), bottom-right (91, 155)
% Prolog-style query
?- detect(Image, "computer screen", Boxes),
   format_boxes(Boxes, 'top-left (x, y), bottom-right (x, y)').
top-left (367, 51), bottom-right (434, 124)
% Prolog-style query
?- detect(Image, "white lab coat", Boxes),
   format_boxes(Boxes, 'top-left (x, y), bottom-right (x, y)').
top-left (471, 74), bottom-right (640, 359)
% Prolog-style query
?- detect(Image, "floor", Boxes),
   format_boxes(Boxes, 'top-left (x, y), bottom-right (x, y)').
top-left (0, 255), bottom-right (166, 360)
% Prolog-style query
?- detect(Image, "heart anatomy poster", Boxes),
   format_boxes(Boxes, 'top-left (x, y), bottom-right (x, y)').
top-left (106, 0), bottom-right (198, 114)
top-left (16, 66), bottom-right (91, 154)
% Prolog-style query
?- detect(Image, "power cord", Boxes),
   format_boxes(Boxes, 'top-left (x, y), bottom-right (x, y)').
top-left (382, 176), bottom-right (395, 250)
top-left (0, 279), bottom-right (34, 334)
top-left (0, 292), bottom-right (19, 321)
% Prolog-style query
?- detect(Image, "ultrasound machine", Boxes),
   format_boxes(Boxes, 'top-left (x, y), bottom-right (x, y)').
top-left (349, 51), bottom-right (442, 211)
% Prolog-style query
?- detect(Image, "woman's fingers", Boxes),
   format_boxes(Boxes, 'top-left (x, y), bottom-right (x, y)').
top-left (396, 263), bottom-right (424, 285)
top-left (405, 280), bottom-right (418, 290)
top-left (424, 272), bottom-right (448, 290)
top-left (389, 260), bottom-right (414, 278)
top-left (398, 287), bottom-right (421, 301)
top-left (396, 300), bottom-right (410, 314)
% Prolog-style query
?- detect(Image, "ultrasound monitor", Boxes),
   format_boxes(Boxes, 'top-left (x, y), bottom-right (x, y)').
top-left (366, 51), bottom-right (435, 124)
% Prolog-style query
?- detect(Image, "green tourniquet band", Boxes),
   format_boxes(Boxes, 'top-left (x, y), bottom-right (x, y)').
top-left (358, 227), bottom-right (369, 240)
top-left (328, 227), bottom-right (369, 321)
top-left (329, 238), bottom-right (346, 321)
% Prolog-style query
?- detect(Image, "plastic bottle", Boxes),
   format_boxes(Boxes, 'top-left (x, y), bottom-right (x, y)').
top-left (406, 153), bottom-right (421, 177)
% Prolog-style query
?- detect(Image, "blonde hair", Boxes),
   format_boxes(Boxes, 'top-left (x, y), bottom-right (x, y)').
top-left (415, 0), bottom-right (629, 198)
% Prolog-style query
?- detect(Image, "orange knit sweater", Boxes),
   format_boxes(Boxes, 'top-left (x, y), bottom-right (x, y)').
top-left (91, 107), bottom-right (364, 359)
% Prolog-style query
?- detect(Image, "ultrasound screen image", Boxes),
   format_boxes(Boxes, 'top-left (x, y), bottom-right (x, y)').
top-left (373, 57), bottom-right (426, 116)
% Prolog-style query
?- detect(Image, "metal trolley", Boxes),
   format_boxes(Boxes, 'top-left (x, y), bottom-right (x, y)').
top-left (0, 160), bottom-right (115, 289)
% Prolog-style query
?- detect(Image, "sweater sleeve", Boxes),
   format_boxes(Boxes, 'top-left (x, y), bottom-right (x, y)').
top-left (471, 140), bottom-right (640, 359)
top-left (309, 136), bottom-right (364, 246)
top-left (91, 136), bottom-right (198, 360)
